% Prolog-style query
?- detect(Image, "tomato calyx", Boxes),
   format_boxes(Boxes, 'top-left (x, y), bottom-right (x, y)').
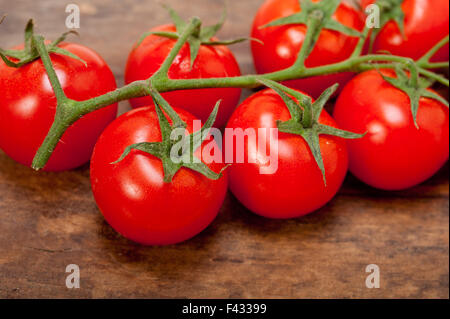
top-left (0, 19), bottom-right (85, 68)
top-left (136, 6), bottom-right (254, 69)
top-left (259, 79), bottom-right (364, 185)
top-left (260, 0), bottom-right (361, 58)
top-left (366, 0), bottom-right (405, 52)
top-left (379, 66), bottom-right (449, 128)
top-left (113, 89), bottom-right (226, 183)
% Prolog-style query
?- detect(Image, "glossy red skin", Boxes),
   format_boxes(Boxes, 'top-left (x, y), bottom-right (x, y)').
top-left (361, 0), bottom-right (449, 61)
top-left (0, 42), bottom-right (118, 171)
top-left (90, 106), bottom-right (228, 246)
top-left (334, 70), bottom-right (449, 190)
top-left (226, 89), bottom-right (349, 219)
top-left (125, 25), bottom-right (242, 128)
top-left (251, 0), bottom-right (365, 98)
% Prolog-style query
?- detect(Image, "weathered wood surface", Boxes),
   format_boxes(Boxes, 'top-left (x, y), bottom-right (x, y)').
top-left (0, 0), bottom-right (448, 299)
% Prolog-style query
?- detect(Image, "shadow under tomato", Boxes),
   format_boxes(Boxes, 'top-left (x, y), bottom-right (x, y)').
top-left (0, 151), bottom-right (93, 217)
top-left (224, 188), bottom-right (340, 239)
top-left (341, 161), bottom-right (449, 199)
top-left (95, 202), bottom-right (228, 280)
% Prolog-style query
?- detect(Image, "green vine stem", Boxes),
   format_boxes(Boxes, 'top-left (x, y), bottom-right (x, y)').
top-left (18, 14), bottom-right (449, 170)
top-left (30, 35), bottom-right (79, 169)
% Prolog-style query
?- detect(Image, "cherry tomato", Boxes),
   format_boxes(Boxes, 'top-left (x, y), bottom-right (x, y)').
top-left (90, 106), bottom-right (228, 245)
top-left (251, 0), bottom-right (365, 98)
top-left (125, 25), bottom-right (242, 128)
top-left (225, 89), bottom-right (349, 219)
top-left (361, 0), bottom-right (449, 61)
top-left (334, 69), bottom-right (449, 190)
top-left (0, 42), bottom-right (118, 171)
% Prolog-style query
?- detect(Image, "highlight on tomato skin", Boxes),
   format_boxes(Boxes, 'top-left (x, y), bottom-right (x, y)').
top-left (225, 88), bottom-right (350, 219)
top-left (125, 24), bottom-right (242, 128)
top-left (334, 69), bottom-right (450, 191)
top-left (0, 42), bottom-right (118, 171)
top-left (250, 0), bottom-right (366, 98)
top-left (90, 106), bottom-right (228, 246)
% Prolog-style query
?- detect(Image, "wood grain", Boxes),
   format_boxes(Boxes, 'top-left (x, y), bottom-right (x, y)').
top-left (0, 0), bottom-right (448, 299)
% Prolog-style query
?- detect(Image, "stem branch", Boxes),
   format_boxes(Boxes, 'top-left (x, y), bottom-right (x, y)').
top-left (33, 35), bottom-right (67, 102)
top-left (153, 17), bottom-right (202, 79)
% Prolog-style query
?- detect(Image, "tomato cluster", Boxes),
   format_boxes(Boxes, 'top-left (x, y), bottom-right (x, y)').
top-left (0, 0), bottom-right (448, 246)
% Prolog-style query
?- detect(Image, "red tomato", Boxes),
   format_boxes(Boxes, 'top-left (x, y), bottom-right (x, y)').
top-left (361, 0), bottom-right (449, 61)
top-left (251, 0), bottom-right (365, 98)
top-left (334, 69), bottom-right (449, 190)
top-left (90, 106), bottom-right (228, 245)
top-left (225, 89), bottom-right (349, 219)
top-left (0, 42), bottom-right (118, 171)
top-left (125, 25), bottom-right (242, 128)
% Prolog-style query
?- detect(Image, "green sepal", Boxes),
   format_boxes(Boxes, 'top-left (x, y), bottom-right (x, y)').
top-left (136, 5), bottom-right (254, 68)
top-left (182, 161), bottom-right (228, 181)
top-left (151, 89), bottom-right (186, 131)
top-left (135, 31), bottom-right (257, 49)
top-left (0, 19), bottom-right (86, 68)
top-left (179, 100), bottom-right (228, 181)
top-left (276, 119), bottom-right (305, 135)
top-left (367, 0), bottom-right (405, 52)
top-left (316, 124), bottom-right (365, 140)
top-left (202, 37), bottom-right (263, 46)
top-left (111, 142), bottom-right (163, 165)
top-left (49, 46), bottom-right (86, 66)
top-left (311, 83), bottom-right (339, 122)
top-left (301, 127), bottom-right (327, 184)
top-left (188, 37), bottom-right (202, 70)
top-left (380, 65), bottom-right (449, 128)
top-left (135, 31), bottom-right (178, 48)
top-left (261, 11), bottom-right (308, 29)
top-left (199, 7), bottom-right (227, 40)
top-left (258, 78), bottom-right (303, 122)
top-left (24, 19), bottom-right (34, 52)
top-left (112, 90), bottom-right (226, 183)
top-left (420, 90), bottom-right (449, 109)
top-left (261, 0), bottom-right (361, 56)
top-left (259, 79), bottom-right (365, 185)
top-left (175, 99), bottom-right (225, 181)
top-left (153, 94), bottom-right (175, 141)
top-left (186, 100), bottom-right (221, 157)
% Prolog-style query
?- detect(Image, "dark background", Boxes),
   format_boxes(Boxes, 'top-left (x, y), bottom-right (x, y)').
top-left (0, 0), bottom-right (448, 298)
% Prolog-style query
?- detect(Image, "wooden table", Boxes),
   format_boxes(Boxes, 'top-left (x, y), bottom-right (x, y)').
top-left (0, 0), bottom-right (448, 299)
